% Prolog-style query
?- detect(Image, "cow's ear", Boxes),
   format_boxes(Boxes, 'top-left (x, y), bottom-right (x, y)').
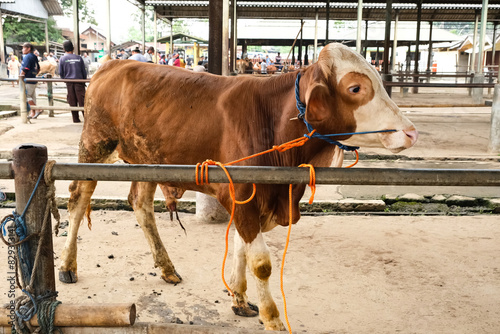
top-left (305, 83), bottom-right (332, 124)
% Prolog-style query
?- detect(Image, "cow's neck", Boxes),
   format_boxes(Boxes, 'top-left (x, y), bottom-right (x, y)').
top-left (243, 67), bottom-right (336, 168)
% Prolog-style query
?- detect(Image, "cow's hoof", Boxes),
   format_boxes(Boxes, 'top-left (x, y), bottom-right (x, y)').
top-left (232, 302), bottom-right (259, 317)
top-left (161, 270), bottom-right (182, 284)
top-left (59, 270), bottom-right (78, 283)
top-left (263, 319), bottom-right (286, 331)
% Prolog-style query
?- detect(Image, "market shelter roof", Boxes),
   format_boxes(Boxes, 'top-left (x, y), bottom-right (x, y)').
top-left (0, 0), bottom-right (63, 19)
top-left (144, 1), bottom-right (500, 22)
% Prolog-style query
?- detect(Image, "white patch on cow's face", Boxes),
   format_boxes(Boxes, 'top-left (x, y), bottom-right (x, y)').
top-left (318, 44), bottom-right (418, 153)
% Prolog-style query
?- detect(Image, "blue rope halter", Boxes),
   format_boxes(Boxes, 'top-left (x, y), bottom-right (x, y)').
top-left (294, 72), bottom-right (396, 151)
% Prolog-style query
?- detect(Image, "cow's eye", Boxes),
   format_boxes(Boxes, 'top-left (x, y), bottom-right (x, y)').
top-left (349, 86), bottom-right (361, 94)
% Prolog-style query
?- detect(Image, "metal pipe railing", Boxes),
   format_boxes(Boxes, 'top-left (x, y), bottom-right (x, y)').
top-left (0, 162), bottom-right (499, 187)
top-left (384, 82), bottom-right (495, 88)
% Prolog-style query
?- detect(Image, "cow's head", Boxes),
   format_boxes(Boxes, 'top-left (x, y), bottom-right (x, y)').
top-left (303, 43), bottom-right (418, 153)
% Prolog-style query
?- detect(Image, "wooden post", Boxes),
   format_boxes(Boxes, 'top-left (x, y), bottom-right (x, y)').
top-left (12, 144), bottom-right (55, 298)
top-left (19, 74), bottom-right (28, 123)
top-left (47, 74), bottom-right (54, 117)
top-left (0, 303), bottom-right (136, 327)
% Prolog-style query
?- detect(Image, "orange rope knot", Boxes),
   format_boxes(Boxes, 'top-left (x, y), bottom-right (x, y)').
top-left (298, 164), bottom-right (316, 204)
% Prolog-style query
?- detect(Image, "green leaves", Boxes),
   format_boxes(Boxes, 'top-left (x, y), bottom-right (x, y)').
top-left (3, 17), bottom-right (63, 44)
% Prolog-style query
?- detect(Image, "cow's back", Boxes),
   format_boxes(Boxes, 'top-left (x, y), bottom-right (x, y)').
top-left (83, 61), bottom-right (283, 165)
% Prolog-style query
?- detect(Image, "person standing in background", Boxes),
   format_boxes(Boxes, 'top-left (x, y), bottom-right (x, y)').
top-left (7, 55), bottom-right (21, 87)
top-left (82, 52), bottom-right (92, 75)
top-left (59, 40), bottom-right (87, 123)
top-left (21, 43), bottom-right (40, 119)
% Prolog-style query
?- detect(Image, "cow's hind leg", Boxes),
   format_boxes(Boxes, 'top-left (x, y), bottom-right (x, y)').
top-left (128, 181), bottom-right (181, 284)
top-left (59, 180), bottom-right (97, 283)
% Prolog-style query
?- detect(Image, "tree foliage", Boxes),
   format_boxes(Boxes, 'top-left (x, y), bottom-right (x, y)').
top-left (127, 7), bottom-right (190, 42)
top-left (59, 0), bottom-right (98, 26)
top-left (3, 17), bottom-right (64, 44)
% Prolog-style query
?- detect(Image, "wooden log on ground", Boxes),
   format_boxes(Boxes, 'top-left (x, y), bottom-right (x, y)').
top-left (0, 303), bottom-right (135, 327)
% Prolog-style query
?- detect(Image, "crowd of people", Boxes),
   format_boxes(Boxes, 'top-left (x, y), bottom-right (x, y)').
top-left (113, 47), bottom-right (206, 69)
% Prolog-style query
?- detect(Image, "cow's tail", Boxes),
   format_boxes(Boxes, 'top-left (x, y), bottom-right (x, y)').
top-left (85, 204), bottom-right (92, 230)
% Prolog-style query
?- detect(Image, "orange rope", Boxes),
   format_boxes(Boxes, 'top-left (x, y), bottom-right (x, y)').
top-left (196, 160), bottom-right (256, 297)
top-left (344, 150), bottom-right (359, 168)
top-left (195, 134), bottom-right (358, 332)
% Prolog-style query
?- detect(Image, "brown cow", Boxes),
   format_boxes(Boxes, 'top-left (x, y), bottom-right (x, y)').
top-left (38, 60), bottom-right (57, 77)
top-left (59, 43), bottom-right (417, 330)
top-left (236, 58), bottom-right (253, 74)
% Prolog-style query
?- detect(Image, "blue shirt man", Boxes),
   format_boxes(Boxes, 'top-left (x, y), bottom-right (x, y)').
top-left (21, 43), bottom-right (40, 119)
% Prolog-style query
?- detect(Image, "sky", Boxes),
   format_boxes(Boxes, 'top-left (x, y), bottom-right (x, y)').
top-left (55, 0), bottom-right (144, 44)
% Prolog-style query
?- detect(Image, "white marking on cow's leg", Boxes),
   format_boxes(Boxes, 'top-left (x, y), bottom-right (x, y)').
top-left (229, 230), bottom-right (258, 317)
top-left (59, 180), bottom-right (97, 283)
top-left (247, 232), bottom-right (285, 331)
top-left (129, 182), bottom-right (181, 284)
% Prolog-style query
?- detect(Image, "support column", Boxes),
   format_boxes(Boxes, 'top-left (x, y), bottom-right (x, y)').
top-left (153, 9), bottom-right (157, 64)
top-left (170, 20), bottom-right (173, 55)
top-left (221, 0), bottom-right (229, 76)
top-left (473, 0), bottom-right (489, 104)
top-left (299, 19), bottom-right (303, 66)
top-left (490, 84), bottom-right (500, 153)
top-left (314, 10), bottom-right (318, 63)
top-left (490, 23), bottom-right (497, 95)
top-left (12, 145), bottom-right (55, 299)
top-left (106, 0), bottom-right (111, 56)
top-left (426, 21), bottom-right (433, 73)
top-left (0, 8), bottom-right (6, 73)
top-left (476, 0), bottom-right (489, 74)
top-left (392, 11), bottom-right (399, 72)
top-left (141, 3), bottom-right (146, 54)
top-left (492, 23), bottom-right (498, 71)
top-left (382, 0), bottom-right (392, 96)
top-left (471, 13), bottom-right (479, 73)
top-left (45, 20), bottom-right (49, 54)
top-left (229, 0), bottom-right (237, 73)
top-left (326, 0), bottom-right (330, 44)
top-left (356, 0), bottom-right (363, 53)
top-left (73, 0), bottom-right (80, 55)
top-left (209, 0), bottom-right (223, 75)
top-left (363, 20), bottom-right (368, 57)
top-left (413, 0), bottom-right (422, 93)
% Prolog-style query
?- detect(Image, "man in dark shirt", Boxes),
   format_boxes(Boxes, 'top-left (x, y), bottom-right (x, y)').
top-left (21, 43), bottom-right (40, 119)
top-left (59, 40), bottom-right (87, 123)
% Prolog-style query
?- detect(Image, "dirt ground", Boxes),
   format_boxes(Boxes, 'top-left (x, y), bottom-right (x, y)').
top-left (1, 208), bottom-right (499, 333)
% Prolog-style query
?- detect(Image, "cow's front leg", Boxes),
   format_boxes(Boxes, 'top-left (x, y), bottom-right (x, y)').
top-left (246, 231), bottom-right (285, 331)
top-left (128, 181), bottom-right (181, 284)
top-left (230, 230), bottom-right (259, 317)
top-left (59, 180), bottom-right (97, 283)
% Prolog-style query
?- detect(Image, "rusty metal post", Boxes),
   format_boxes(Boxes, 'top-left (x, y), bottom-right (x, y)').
top-left (12, 144), bottom-right (55, 298)
top-left (47, 74), bottom-right (54, 117)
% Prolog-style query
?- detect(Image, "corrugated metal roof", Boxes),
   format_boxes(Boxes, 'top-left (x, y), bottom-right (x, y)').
top-left (41, 0), bottom-right (64, 16)
top-left (148, 1), bottom-right (500, 21)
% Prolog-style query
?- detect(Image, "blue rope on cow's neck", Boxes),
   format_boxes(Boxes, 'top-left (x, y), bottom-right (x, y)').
top-left (294, 72), bottom-right (397, 151)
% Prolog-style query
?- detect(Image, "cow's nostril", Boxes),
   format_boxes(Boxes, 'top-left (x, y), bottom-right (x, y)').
top-left (403, 129), bottom-right (419, 144)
